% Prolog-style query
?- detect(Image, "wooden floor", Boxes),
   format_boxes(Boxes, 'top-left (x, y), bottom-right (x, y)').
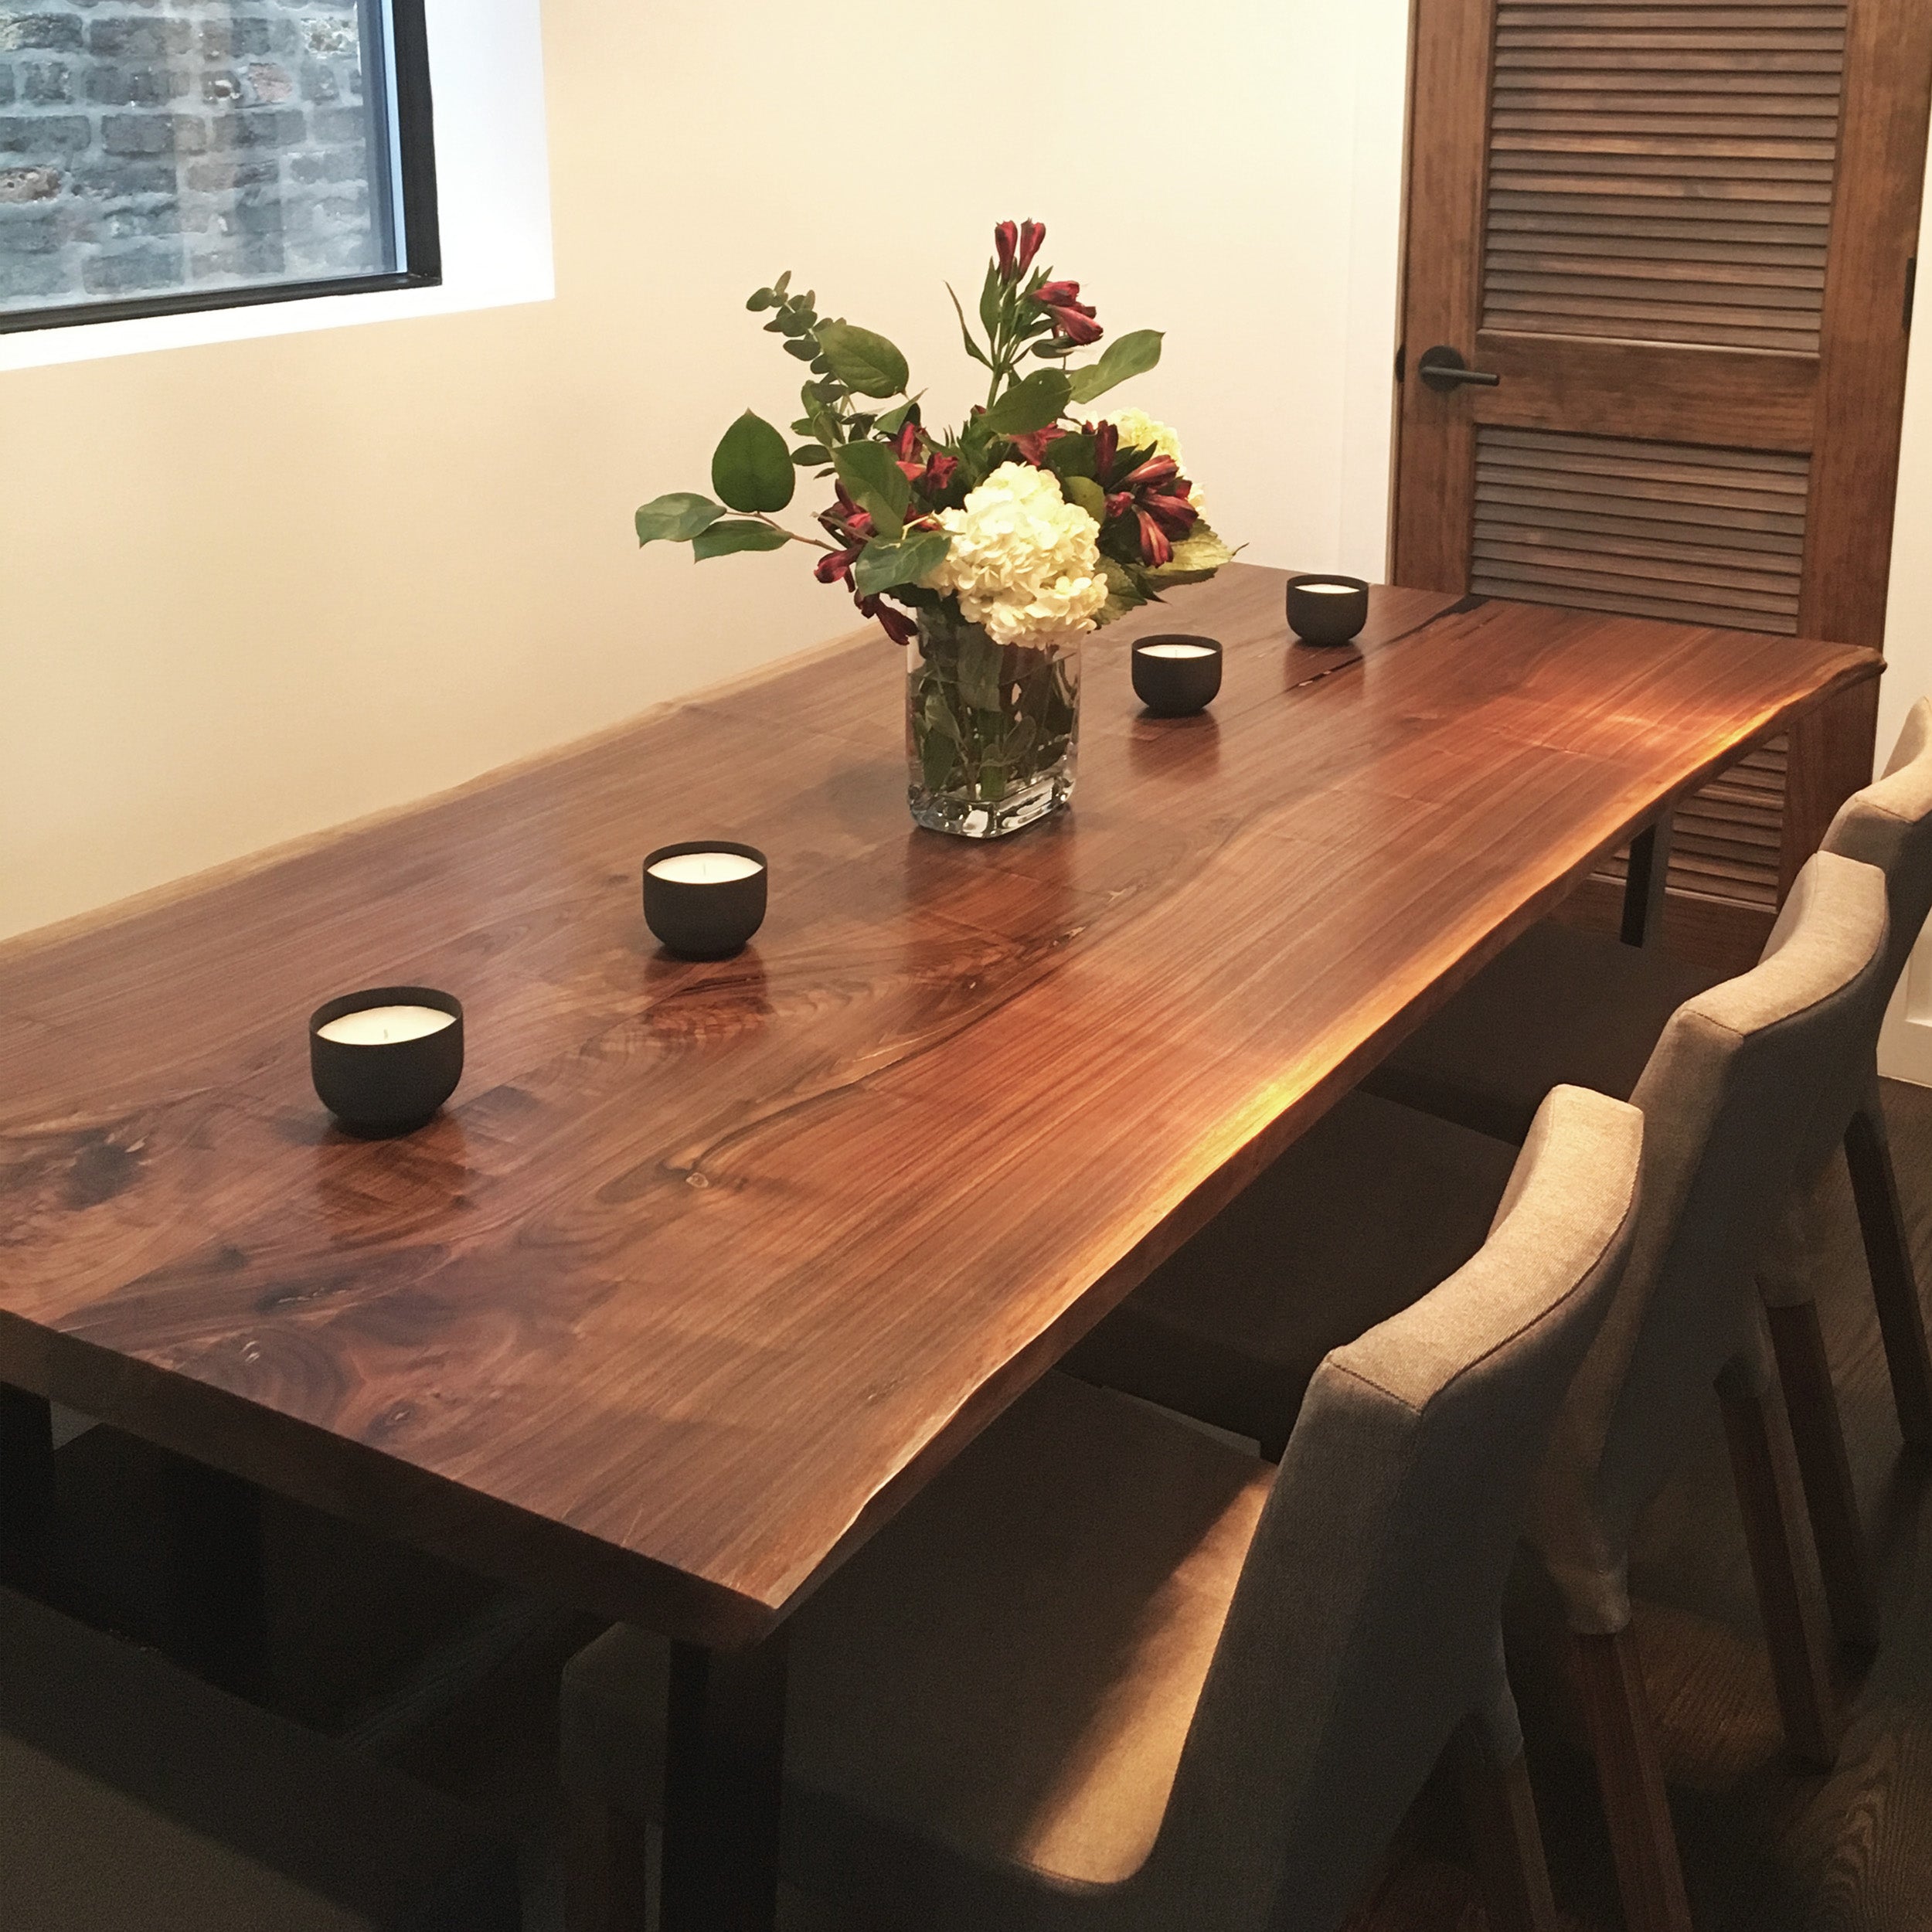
top-left (35, 1086), bottom-right (1932, 1930)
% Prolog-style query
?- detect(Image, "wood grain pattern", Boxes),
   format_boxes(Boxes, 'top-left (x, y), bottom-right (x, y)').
top-left (1572, 1626), bottom-right (1696, 1932)
top-left (1393, 0), bottom-right (1501, 590)
top-left (0, 568), bottom-right (1879, 1648)
top-left (1471, 334), bottom-right (1821, 451)
top-left (1800, 0), bottom-right (1932, 650)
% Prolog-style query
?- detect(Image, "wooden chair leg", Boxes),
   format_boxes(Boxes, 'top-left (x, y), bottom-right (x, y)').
top-left (1765, 1299), bottom-right (1881, 1648)
top-left (1844, 1095), bottom-right (1932, 1451)
top-left (1718, 1374), bottom-right (1842, 1770)
top-left (1572, 1627), bottom-right (1693, 1932)
top-left (0, 1384), bottom-right (55, 1591)
top-left (1451, 1719), bottom-right (1556, 1932)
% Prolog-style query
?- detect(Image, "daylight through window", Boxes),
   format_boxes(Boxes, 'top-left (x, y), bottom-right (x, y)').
top-left (0, 0), bottom-right (437, 330)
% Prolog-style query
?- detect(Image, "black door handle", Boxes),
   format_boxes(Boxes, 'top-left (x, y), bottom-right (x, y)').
top-left (1417, 345), bottom-right (1502, 393)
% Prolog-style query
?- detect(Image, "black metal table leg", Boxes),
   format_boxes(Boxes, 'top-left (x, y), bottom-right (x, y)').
top-left (0, 1384), bottom-right (55, 1590)
top-left (659, 1629), bottom-right (789, 1932)
top-left (159, 1456), bottom-right (268, 1699)
top-left (1621, 812), bottom-right (1675, 949)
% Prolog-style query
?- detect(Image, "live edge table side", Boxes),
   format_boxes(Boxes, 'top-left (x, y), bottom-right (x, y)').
top-left (0, 565), bottom-right (1880, 1930)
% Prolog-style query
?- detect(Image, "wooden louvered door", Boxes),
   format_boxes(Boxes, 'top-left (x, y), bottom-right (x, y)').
top-left (1395, 0), bottom-right (1932, 965)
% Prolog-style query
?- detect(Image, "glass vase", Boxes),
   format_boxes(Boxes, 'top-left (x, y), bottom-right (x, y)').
top-left (905, 608), bottom-right (1081, 839)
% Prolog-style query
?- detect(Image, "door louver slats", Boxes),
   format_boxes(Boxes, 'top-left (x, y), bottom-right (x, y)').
top-left (1471, 426), bottom-right (1810, 912)
top-left (1485, 0), bottom-right (1849, 354)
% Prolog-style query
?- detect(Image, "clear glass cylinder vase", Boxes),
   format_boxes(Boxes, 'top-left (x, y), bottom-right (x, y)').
top-left (905, 607), bottom-right (1081, 839)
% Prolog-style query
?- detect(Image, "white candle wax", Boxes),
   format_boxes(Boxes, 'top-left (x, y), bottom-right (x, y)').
top-left (1138, 642), bottom-right (1217, 659)
top-left (317, 1005), bottom-right (457, 1047)
top-left (648, 851), bottom-right (765, 886)
top-left (1299, 582), bottom-right (1359, 594)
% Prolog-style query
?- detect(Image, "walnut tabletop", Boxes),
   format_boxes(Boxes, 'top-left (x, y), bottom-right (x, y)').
top-left (0, 566), bottom-right (1879, 1647)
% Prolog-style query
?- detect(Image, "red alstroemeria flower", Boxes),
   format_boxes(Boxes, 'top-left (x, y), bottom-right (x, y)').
top-left (818, 485), bottom-right (876, 548)
top-left (1121, 454), bottom-right (1181, 492)
top-left (994, 219), bottom-right (1046, 284)
top-left (859, 594), bottom-right (917, 646)
top-left (815, 546), bottom-right (863, 585)
top-left (1133, 510), bottom-right (1174, 569)
top-left (886, 418), bottom-right (961, 501)
top-left (1092, 429), bottom-right (1199, 565)
top-left (1032, 277), bottom-right (1102, 346)
top-left (1010, 425), bottom-right (1068, 468)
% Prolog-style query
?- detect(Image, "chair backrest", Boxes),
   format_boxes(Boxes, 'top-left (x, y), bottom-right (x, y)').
top-left (1785, 696), bottom-right (1932, 1179)
top-left (1124, 1084), bottom-right (1643, 1932)
top-left (1530, 850), bottom-right (1889, 1631)
top-left (1825, 696), bottom-right (1932, 1002)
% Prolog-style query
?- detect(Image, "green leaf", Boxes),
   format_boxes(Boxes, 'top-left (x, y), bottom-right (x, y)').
top-left (784, 339), bottom-right (818, 360)
top-left (957, 628), bottom-right (1004, 713)
top-left (832, 440), bottom-right (912, 539)
top-left (1063, 474), bottom-right (1107, 525)
top-left (921, 685), bottom-right (963, 742)
top-left (711, 411), bottom-right (796, 515)
top-left (981, 368), bottom-right (1073, 437)
top-left (1096, 555), bottom-right (1151, 626)
top-left (852, 529), bottom-right (950, 599)
top-left (1041, 431), bottom-right (1097, 481)
top-left (978, 260), bottom-right (1004, 343)
top-left (691, 519), bottom-right (792, 561)
top-left (791, 443), bottom-right (831, 466)
top-left (874, 395), bottom-right (923, 438)
top-left (920, 721), bottom-right (958, 791)
top-left (635, 492), bottom-right (728, 546)
top-left (1067, 328), bottom-right (1165, 405)
top-left (945, 284), bottom-right (995, 372)
top-left (747, 287), bottom-right (777, 312)
top-left (815, 321), bottom-right (910, 398)
top-left (1145, 522), bottom-right (1235, 589)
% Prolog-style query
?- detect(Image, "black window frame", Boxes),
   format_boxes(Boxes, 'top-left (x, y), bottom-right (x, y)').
top-left (0, 0), bottom-right (441, 338)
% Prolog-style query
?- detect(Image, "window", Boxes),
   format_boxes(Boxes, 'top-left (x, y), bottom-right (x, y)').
top-left (0, 0), bottom-right (438, 332)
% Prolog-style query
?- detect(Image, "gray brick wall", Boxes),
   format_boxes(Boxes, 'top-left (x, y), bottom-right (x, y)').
top-left (0, 1), bottom-right (386, 312)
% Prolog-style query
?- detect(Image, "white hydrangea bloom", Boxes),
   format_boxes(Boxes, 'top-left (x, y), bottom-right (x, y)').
top-left (926, 462), bottom-right (1108, 647)
top-left (1107, 407), bottom-right (1206, 518)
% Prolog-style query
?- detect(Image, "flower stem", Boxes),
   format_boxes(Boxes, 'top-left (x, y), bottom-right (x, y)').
top-left (753, 512), bottom-right (838, 553)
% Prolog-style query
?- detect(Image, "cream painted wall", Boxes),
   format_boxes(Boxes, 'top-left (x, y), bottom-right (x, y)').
top-left (0, 2), bottom-right (1414, 944)
top-left (1877, 186), bottom-right (1932, 1082)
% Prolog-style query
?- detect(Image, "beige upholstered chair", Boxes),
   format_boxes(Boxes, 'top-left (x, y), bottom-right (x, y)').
top-left (0, 1583), bottom-right (518, 1930)
top-left (1365, 701), bottom-right (1932, 1650)
top-left (1066, 850), bottom-right (1890, 1932)
top-left (561, 1085), bottom-right (1644, 1932)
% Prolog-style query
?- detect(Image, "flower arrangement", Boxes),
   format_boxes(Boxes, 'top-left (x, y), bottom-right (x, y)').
top-left (635, 219), bottom-right (1233, 835)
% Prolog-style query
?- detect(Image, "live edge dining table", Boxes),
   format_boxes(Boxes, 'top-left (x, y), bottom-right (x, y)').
top-left (0, 564), bottom-right (1881, 1928)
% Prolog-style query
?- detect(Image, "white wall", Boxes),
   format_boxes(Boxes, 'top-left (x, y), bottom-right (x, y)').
top-left (1879, 187), bottom-right (1932, 1082)
top-left (0, 2), bottom-right (1413, 944)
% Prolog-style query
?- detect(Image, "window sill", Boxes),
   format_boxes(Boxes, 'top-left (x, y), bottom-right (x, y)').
top-left (0, 0), bottom-right (549, 374)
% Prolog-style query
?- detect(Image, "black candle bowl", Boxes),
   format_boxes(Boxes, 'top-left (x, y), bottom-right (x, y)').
top-left (1131, 634), bottom-right (1224, 717)
top-left (1286, 574), bottom-right (1371, 648)
top-left (308, 985), bottom-right (464, 1138)
top-left (643, 842), bottom-right (769, 960)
